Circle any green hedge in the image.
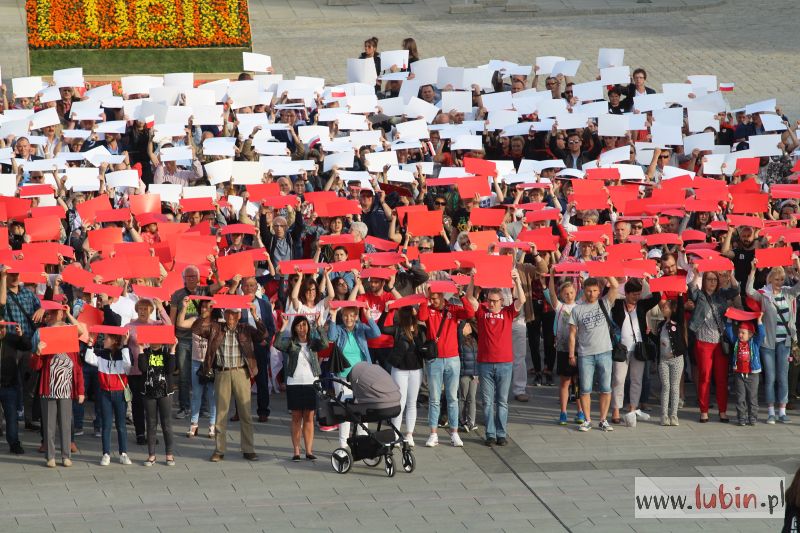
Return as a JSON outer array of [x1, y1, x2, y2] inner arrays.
[[30, 47, 251, 75]]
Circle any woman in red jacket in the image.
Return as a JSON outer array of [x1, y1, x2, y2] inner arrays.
[[31, 340, 84, 468]]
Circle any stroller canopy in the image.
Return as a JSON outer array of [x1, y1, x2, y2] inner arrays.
[[349, 363, 402, 410]]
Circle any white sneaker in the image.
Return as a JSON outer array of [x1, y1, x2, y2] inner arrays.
[[424, 434, 439, 447], [450, 432, 464, 447], [635, 409, 651, 421], [404, 434, 415, 447], [119, 453, 132, 465], [100, 454, 111, 466]]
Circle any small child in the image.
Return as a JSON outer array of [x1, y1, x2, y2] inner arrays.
[[457, 319, 478, 432], [656, 298, 686, 426], [725, 316, 765, 426], [138, 343, 177, 466]]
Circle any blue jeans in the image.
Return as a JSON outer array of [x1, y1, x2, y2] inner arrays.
[[176, 338, 193, 411], [191, 360, 216, 425], [578, 351, 613, 395], [478, 362, 512, 439], [427, 357, 460, 429], [761, 342, 790, 405], [0, 386, 20, 446], [73, 363, 100, 432], [99, 390, 128, 455]]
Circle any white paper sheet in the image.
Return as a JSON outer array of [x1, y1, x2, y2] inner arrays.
[[105, 170, 140, 189], [380, 50, 409, 72], [598, 114, 629, 137], [440, 91, 473, 114], [651, 123, 683, 146], [346, 58, 378, 86], [598, 48, 625, 69], [243, 52, 272, 72], [600, 66, 631, 86], [410, 57, 448, 86], [230, 161, 265, 184]]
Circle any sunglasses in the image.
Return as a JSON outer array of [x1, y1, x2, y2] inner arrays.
[[659, 154, 670, 159], [568, 140, 581, 145], [434, 201, 446, 206], [419, 246, 432, 251]]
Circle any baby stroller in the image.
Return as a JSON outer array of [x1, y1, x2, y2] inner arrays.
[[316, 362, 415, 477]]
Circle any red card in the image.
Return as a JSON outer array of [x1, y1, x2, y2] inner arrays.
[[428, 280, 458, 294], [361, 267, 394, 279], [329, 259, 361, 273], [132, 284, 172, 301], [451, 274, 471, 285], [39, 326, 79, 354], [467, 230, 499, 251], [681, 229, 708, 242], [303, 191, 338, 206], [473, 254, 513, 288], [684, 198, 719, 212], [387, 294, 427, 310], [463, 157, 497, 177], [30, 205, 67, 219], [135, 325, 176, 344], [19, 184, 55, 197], [405, 210, 443, 237], [314, 198, 361, 218], [456, 176, 490, 199], [180, 198, 215, 213], [364, 252, 405, 267], [114, 242, 152, 258], [725, 308, 760, 321], [469, 208, 506, 228], [319, 234, 357, 246], [516, 229, 559, 251], [129, 193, 161, 215], [728, 179, 760, 194], [420, 252, 459, 272], [83, 283, 124, 297], [330, 300, 368, 310], [524, 209, 561, 223], [648, 275, 687, 294], [0, 226, 8, 250], [261, 195, 300, 209], [62, 264, 96, 287], [75, 194, 111, 224], [216, 251, 256, 281], [364, 236, 398, 251], [25, 216, 61, 242], [278, 260, 322, 275], [571, 180, 605, 196], [755, 246, 794, 268], [606, 243, 644, 261], [645, 233, 682, 246], [570, 194, 610, 211], [87, 227, 123, 251], [174, 234, 217, 266], [585, 167, 621, 181], [735, 157, 760, 175], [246, 183, 280, 202], [89, 325, 128, 335], [39, 300, 66, 311], [95, 208, 131, 224], [731, 193, 769, 214], [695, 256, 734, 272], [220, 223, 256, 236], [211, 295, 252, 309], [770, 185, 800, 199], [726, 215, 764, 229]]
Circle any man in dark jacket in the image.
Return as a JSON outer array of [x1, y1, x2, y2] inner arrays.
[[193, 303, 266, 462], [0, 315, 32, 454]]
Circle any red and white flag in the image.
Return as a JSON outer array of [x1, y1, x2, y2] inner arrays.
[[719, 83, 735, 92]]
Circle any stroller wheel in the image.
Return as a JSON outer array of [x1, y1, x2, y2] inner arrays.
[[384, 453, 396, 478], [331, 448, 352, 474], [401, 449, 416, 473], [362, 456, 382, 467]]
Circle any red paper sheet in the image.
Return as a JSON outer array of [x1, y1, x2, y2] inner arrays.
[[428, 280, 458, 294], [24, 216, 61, 242], [695, 257, 734, 272], [469, 208, 506, 227], [211, 295, 252, 309], [216, 251, 256, 281], [39, 326, 79, 354], [75, 194, 111, 224], [725, 308, 760, 321], [648, 275, 687, 294], [129, 193, 161, 215], [755, 247, 794, 268], [387, 294, 427, 310], [405, 209, 443, 237], [473, 254, 513, 288], [89, 325, 128, 335], [330, 300, 367, 310], [135, 325, 176, 344]]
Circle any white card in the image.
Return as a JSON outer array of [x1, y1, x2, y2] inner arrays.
[[535, 56, 565, 76], [600, 66, 631, 86], [230, 161, 265, 184], [242, 52, 272, 72], [410, 57, 448, 86], [12, 76, 44, 98], [105, 170, 140, 189], [365, 151, 398, 173], [159, 146, 193, 162], [163, 73, 194, 91], [598, 114, 629, 137], [683, 132, 715, 154], [651, 123, 683, 146], [346, 58, 377, 86], [30, 107, 60, 130], [633, 93, 667, 113], [380, 50, 409, 72], [571, 81, 604, 102], [395, 119, 429, 141], [598, 48, 625, 69], [551, 60, 580, 77], [748, 134, 782, 157], [440, 91, 473, 114]]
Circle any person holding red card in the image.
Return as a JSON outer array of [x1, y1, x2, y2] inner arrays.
[[688, 265, 740, 423], [193, 302, 267, 462], [725, 315, 765, 426], [473, 269, 526, 447], [746, 258, 800, 424]]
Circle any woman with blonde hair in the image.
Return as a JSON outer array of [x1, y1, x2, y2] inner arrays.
[[746, 258, 800, 424]]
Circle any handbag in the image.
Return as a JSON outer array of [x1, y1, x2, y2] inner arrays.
[[703, 293, 731, 356], [418, 309, 448, 361], [628, 310, 655, 362], [328, 342, 351, 374], [196, 364, 215, 384], [118, 374, 133, 403], [598, 300, 628, 363], [768, 298, 800, 365]]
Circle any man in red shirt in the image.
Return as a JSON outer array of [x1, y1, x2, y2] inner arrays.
[[417, 276, 476, 448], [473, 269, 526, 447]]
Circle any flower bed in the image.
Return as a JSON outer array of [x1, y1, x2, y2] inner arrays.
[[26, 0, 252, 49]]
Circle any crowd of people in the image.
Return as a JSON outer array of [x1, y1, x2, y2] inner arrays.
[[0, 37, 799, 470]]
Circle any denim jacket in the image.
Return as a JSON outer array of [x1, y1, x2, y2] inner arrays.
[[274, 325, 329, 379], [327, 318, 381, 369]]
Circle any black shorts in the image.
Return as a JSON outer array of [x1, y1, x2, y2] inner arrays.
[[556, 350, 578, 377]]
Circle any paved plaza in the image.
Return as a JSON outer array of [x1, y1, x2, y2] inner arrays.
[[1, 375, 796, 533]]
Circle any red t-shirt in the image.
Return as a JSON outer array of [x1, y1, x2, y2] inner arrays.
[[476, 303, 518, 363], [358, 292, 394, 349]]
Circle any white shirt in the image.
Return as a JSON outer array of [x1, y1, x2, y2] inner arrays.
[[620, 306, 642, 352], [287, 343, 315, 385], [111, 295, 138, 327]]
